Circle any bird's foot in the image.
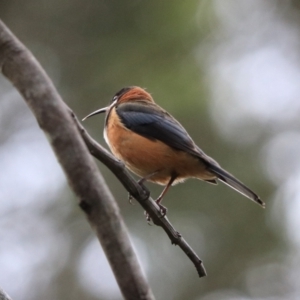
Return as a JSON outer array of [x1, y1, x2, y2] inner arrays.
[[128, 193, 135, 205], [144, 211, 153, 225], [157, 203, 168, 218], [144, 202, 168, 224]]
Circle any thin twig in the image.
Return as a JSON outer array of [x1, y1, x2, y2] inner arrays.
[[72, 112, 207, 277]]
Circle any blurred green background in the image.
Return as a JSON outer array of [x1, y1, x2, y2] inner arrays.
[[1, 1, 299, 299]]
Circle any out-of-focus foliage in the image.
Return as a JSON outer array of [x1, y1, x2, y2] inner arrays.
[[1, 0, 300, 299]]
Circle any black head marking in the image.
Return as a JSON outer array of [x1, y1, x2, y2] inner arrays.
[[111, 86, 133, 103]]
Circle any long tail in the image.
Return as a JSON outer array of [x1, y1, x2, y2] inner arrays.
[[208, 164, 265, 208]]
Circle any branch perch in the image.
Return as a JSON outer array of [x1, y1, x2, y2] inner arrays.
[[0, 288, 12, 300], [72, 113, 207, 277], [0, 18, 206, 293]]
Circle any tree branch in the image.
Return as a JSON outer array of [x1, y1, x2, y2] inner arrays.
[[0, 16, 207, 289], [0, 19, 155, 300], [72, 111, 207, 278], [0, 288, 12, 300]]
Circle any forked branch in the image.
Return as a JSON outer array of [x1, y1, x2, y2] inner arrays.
[[0, 18, 206, 293]]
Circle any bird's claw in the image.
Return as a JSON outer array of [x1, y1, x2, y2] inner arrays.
[[157, 203, 168, 218], [144, 203, 168, 223], [128, 193, 135, 205], [144, 211, 153, 225]]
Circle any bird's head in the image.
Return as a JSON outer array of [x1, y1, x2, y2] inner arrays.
[[82, 86, 153, 120]]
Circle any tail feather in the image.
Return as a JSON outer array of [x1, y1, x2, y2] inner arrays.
[[208, 164, 265, 208]]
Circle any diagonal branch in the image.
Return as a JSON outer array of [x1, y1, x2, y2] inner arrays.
[[0, 19, 155, 300], [0, 288, 12, 300], [0, 16, 206, 286], [72, 112, 207, 277]]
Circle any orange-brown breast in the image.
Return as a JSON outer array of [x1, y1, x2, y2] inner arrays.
[[106, 108, 216, 185]]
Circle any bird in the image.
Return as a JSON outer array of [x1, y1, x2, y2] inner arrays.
[[83, 86, 264, 217]]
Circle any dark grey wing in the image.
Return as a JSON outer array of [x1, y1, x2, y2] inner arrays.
[[116, 101, 206, 158]]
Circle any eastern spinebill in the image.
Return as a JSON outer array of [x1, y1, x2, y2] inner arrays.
[[83, 86, 264, 216]]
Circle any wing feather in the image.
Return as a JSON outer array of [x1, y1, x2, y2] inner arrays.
[[116, 101, 205, 157]]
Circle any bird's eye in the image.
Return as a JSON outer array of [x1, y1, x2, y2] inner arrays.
[[111, 95, 118, 103]]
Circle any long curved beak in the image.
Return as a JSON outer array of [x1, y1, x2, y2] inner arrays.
[[82, 106, 109, 121], [82, 98, 118, 121]]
